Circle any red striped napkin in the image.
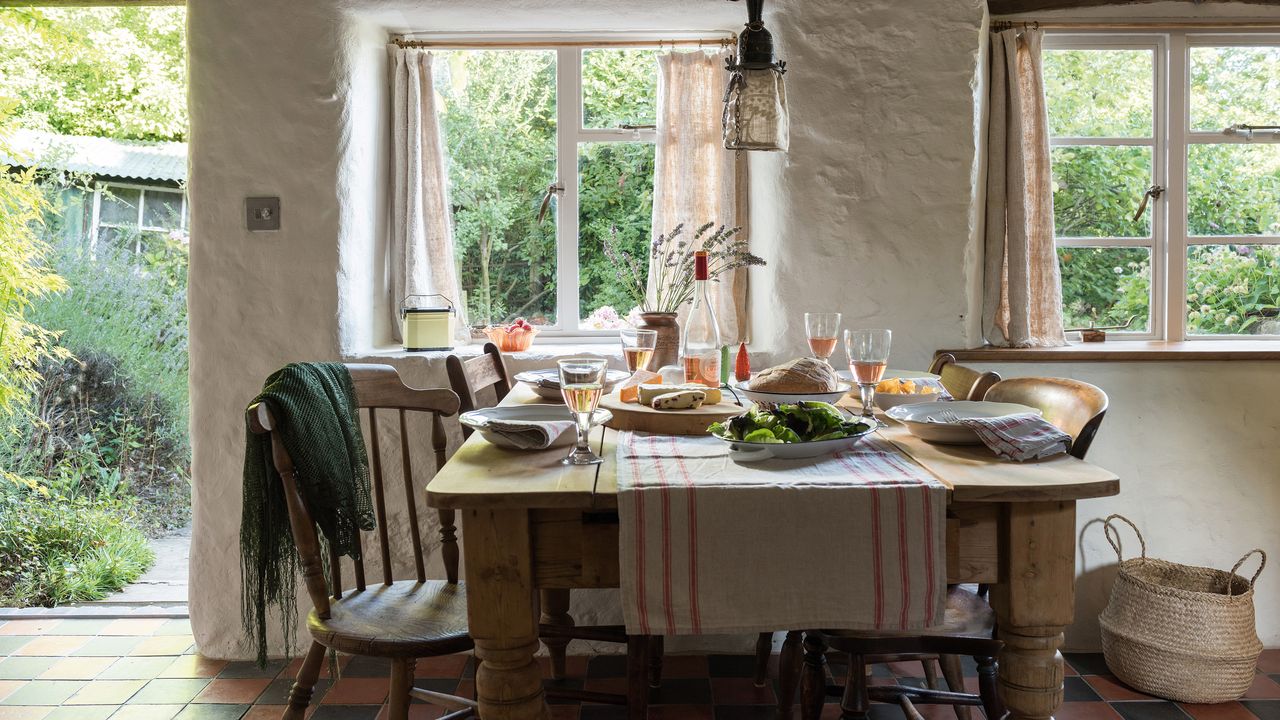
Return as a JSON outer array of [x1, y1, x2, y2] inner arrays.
[[615, 432, 947, 636], [958, 413, 1071, 461]]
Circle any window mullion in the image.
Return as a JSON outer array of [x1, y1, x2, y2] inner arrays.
[[1166, 32, 1189, 342], [554, 47, 581, 332]]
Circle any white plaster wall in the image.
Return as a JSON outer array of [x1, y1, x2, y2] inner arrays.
[[187, 0, 1279, 660]]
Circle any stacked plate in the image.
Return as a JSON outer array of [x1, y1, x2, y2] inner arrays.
[[886, 400, 1041, 444], [514, 368, 631, 401]]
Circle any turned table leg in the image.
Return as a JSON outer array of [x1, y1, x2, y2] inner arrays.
[[464, 508, 550, 720], [539, 589, 573, 680], [989, 501, 1077, 720]]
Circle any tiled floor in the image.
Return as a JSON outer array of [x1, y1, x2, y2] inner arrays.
[[0, 618, 1277, 719]]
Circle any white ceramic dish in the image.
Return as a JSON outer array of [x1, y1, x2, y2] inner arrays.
[[458, 405, 613, 449], [837, 368, 939, 383], [729, 378, 852, 406], [873, 389, 947, 411], [514, 369, 630, 401], [885, 400, 1041, 445], [715, 421, 878, 461]]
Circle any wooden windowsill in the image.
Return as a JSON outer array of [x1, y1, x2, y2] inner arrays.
[[939, 340, 1280, 362]]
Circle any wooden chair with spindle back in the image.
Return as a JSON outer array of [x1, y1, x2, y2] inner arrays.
[[246, 364, 475, 720], [929, 353, 1002, 401], [982, 376, 1109, 459], [446, 344, 654, 717]]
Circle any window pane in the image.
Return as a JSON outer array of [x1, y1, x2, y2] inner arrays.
[[1044, 49, 1153, 138], [1190, 46, 1280, 133], [578, 142, 654, 326], [1059, 247, 1151, 332], [100, 186, 141, 226], [1052, 146, 1152, 238], [582, 49, 658, 129], [1188, 144, 1280, 236], [434, 50, 558, 327], [143, 190, 183, 229], [1187, 244, 1280, 335]]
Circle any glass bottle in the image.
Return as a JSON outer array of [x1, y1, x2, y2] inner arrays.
[[681, 251, 722, 387]]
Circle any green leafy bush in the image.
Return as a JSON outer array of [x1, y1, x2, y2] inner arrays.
[[0, 489, 154, 607]]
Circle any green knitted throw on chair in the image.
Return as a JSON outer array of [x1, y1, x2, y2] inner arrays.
[[240, 362, 374, 666]]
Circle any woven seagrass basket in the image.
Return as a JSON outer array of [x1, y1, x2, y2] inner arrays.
[[1098, 515, 1266, 704]]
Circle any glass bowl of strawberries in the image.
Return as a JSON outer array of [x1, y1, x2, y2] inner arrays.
[[482, 318, 539, 352]]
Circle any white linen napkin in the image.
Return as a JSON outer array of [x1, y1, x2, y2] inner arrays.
[[958, 413, 1072, 462], [483, 418, 577, 450]]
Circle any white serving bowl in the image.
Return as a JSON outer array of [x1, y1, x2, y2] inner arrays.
[[885, 400, 1040, 445], [728, 378, 852, 406], [514, 369, 630, 402], [873, 390, 947, 411], [459, 405, 612, 449]]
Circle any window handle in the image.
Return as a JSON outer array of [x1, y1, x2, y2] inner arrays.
[[537, 182, 564, 225], [1133, 185, 1164, 223]]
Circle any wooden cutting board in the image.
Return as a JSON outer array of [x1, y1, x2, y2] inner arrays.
[[599, 391, 747, 436]]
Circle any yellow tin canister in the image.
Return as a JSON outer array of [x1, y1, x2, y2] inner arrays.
[[400, 294, 456, 352]]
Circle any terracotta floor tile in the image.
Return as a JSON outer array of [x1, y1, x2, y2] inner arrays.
[[1258, 651, 1280, 675], [454, 680, 475, 701], [63, 680, 145, 705], [648, 705, 713, 719], [1246, 675, 1280, 700], [414, 655, 469, 679], [108, 704, 185, 720], [0, 708, 51, 720], [37, 657, 115, 681], [0, 659, 57, 681], [100, 620, 167, 637], [1085, 674, 1159, 701], [0, 680, 84, 706], [0, 622, 61, 637], [283, 654, 350, 681], [537, 656, 589, 680], [192, 678, 272, 704], [241, 706, 288, 720], [373, 706, 448, 720], [126, 678, 211, 705], [159, 655, 228, 679], [44, 706, 115, 720], [129, 636, 195, 657], [661, 656, 710, 679], [1055, 702, 1126, 720], [98, 656, 180, 680], [1179, 701, 1260, 720], [11, 639, 88, 658], [319, 677, 388, 705], [0, 681, 24, 703], [709, 677, 775, 706]]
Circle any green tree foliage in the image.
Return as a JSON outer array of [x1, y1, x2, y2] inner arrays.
[[0, 7, 187, 141]]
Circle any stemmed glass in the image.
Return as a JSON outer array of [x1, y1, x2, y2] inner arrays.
[[805, 312, 842, 363], [845, 329, 892, 418], [620, 329, 657, 372], [558, 358, 608, 465]]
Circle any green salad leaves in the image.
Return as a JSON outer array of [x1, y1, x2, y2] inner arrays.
[[708, 402, 873, 444]]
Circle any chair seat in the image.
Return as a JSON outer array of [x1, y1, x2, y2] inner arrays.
[[308, 580, 472, 658], [825, 587, 994, 642]]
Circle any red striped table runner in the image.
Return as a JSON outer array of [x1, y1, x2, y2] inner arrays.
[[616, 431, 947, 636]]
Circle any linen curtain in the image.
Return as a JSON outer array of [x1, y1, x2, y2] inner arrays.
[[650, 50, 750, 344], [388, 46, 467, 342], [982, 29, 1066, 348]]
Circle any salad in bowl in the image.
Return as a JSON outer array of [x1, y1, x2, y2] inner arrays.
[[708, 402, 876, 460]]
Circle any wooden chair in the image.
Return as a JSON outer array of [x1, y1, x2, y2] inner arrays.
[[446, 345, 653, 717], [983, 376, 1109, 459], [928, 353, 1001, 401], [246, 364, 475, 720]]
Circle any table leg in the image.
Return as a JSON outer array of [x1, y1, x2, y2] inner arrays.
[[463, 508, 549, 720], [800, 631, 828, 720], [539, 589, 573, 680], [989, 501, 1076, 720]]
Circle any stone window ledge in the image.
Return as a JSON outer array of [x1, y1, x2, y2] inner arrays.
[[940, 340, 1280, 363]]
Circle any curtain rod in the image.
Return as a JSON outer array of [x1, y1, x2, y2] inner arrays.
[[993, 19, 1280, 31], [393, 35, 736, 50]]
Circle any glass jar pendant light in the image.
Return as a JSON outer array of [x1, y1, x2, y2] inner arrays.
[[723, 0, 789, 152]]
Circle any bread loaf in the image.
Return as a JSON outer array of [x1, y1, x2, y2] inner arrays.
[[750, 357, 838, 393]]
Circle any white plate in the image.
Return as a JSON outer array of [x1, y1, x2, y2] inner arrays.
[[713, 421, 878, 461], [837, 368, 939, 383], [730, 378, 852, 406], [515, 369, 630, 401], [885, 400, 1041, 445], [459, 405, 613, 449]]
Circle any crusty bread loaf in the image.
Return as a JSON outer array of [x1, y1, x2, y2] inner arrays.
[[750, 357, 838, 393]]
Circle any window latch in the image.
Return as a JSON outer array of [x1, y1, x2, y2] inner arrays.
[[1132, 185, 1165, 223], [537, 183, 564, 225]]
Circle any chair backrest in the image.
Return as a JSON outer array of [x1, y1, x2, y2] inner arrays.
[[929, 353, 1001, 401], [246, 363, 461, 620], [446, 342, 512, 436], [982, 377, 1109, 460]]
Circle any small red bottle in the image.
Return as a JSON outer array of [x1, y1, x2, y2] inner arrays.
[[734, 342, 751, 382]]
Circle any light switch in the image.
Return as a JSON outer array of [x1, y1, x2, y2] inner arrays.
[[246, 197, 281, 232]]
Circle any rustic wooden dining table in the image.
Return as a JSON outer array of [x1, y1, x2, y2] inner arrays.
[[426, 384, 1120, 720]]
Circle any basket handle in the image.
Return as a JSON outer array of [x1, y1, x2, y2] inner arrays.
[[1227, 549, 1267, 598], [1102, 514, 1147, 564]]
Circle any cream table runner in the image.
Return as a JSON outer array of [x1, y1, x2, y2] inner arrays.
[[616, 431, 947, 636]]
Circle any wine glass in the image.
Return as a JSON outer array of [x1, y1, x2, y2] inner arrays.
[[845, 329, 892, 418], [558, 358, 608, 465], [620, 329, 657, 372], [805, 312, 842, 363]]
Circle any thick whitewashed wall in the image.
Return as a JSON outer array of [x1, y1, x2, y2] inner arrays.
[[186, 0, 1278, 659]]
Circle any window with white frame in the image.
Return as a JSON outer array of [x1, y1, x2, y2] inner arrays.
[[431, 46, 659, 333], [92, 182, 188, 254], [1044, 32, 1280, 339]]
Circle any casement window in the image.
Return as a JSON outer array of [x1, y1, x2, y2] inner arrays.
[[431, 45, 661, 334], [91, 181, 188, 254], [1044, 32, 1280, 340]]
